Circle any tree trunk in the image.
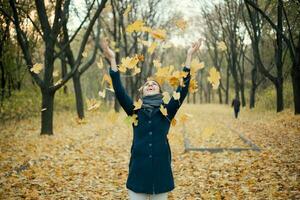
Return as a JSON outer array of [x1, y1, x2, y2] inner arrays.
[[250, 67, 257, 109], [275, 0, 284, 112], [41, 89, 55, 135], [275, 80, 283, 112], [240, 78, 246, 107], [218, 88, 222, 104], [0, 58, 5, 102], [225, 60, 230, 104], [291, 34, 300, 114], [61, 53, 68, 94], [72, 70, 84, 119]]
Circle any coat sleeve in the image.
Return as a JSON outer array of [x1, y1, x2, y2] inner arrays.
[[109, 67, 135, 116], [166, 66, 191, 120]]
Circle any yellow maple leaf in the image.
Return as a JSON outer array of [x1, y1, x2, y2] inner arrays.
[[119, 65, 127, 73], [119, 55, 140, 72], [134, 99, 143, 110], [153, 59, 161, 68], [160, 105, 168, 116], [97, 58, 103, 69], [190, 59, 204, 77], [175, 19, 188, 31], [130, 114, 138, 126], [52, 70, 59, 77], [132, 67, 141, 76], [150, 29, 167, 40], [162, 42, 172, 49], [217, 41, 227, 51], [189, 79, 199, 93], [148, 42, 157, 54], [30, 63, 43, 74], [207, 67, 221, 90], [169, 76, 180, 87], [173, 91, 180, 100], [141, 26, 152, 32], [126, 20, 144, 33], [123, 5, 132, 17], [98, 89, 106, 98], [82, 51, 88, 58], [102, 74, 112, 87], [171, 117, 177, 126], [162, 92, 170, 104], [86, 98, 101, 111], [54, 79, 62, 86]]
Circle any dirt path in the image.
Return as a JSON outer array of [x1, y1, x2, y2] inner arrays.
[[0, 104, 299, 199]]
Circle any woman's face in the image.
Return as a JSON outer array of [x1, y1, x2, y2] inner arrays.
[[142, 80, 160, 97]]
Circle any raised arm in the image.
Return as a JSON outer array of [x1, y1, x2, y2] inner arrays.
[[101, 38, 134, 116], [166, 38, 202, 120]]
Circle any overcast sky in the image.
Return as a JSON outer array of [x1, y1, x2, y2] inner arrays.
[[68, 0, 223, 47]]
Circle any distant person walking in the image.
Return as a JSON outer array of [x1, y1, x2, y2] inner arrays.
[[231, 97, 241, 119]]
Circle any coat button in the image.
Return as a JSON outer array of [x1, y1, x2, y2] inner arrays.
[[149, 131, 152, 135], [149, 143, 152, 147], [149, 154, 152, 158], [148, 120, 152, 124]]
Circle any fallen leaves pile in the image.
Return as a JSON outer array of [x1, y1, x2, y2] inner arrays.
[[0, 104, 299, 199]]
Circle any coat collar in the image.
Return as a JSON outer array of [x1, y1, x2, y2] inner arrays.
[[139, 107, 160, 118]]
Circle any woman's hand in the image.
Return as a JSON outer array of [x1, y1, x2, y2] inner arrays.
[[100, 38, 117, 70], [185, 38, 202, 67], [100, 38, 115, 60], [187, 38, 202, 56]]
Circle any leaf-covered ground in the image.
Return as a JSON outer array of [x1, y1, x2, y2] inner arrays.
[[0, 104, 299, 199]]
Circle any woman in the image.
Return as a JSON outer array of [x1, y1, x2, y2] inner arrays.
[[101, 38, 201, 200]]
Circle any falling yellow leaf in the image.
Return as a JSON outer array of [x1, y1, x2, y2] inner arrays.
[[123, 5, 132, 17], [102, 74, 112, 87], [132, 67, 141, 76], [207, 67, 221, 90], [119, 55, 140, 72], [217, 41, 227, 51], [98, 89, 106, 98], [162, 92, 170, 104], [54, 79, 62, 86], [119, 65, 127, 73], [138, 39, 151, 46], [97, 58, 104, 69], [169, 76, 180, 87], [134, 99, 143, 110], [190, 60, 205, 77], [130, 114, 138, 126], [30, 63, 43, 74], [189, 79, 199, 93], [148, 42, 157, 54], [173, 91, 180, 100], [150, 29, 167, 40], [126, 20, 144, 33], [153, 59, 161, 68], [86, 98, 101, 111], [175, 19, 188, 31], [82, 52, 88, 58], [52, 70, 59, 77], [141, 26, 152, 32], [160, 105, 168, 116], [171, 117, 177, 126], [162, 42, 172, 49]]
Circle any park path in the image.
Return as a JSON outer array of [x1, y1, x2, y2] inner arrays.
[[0, 104, 299, 199]]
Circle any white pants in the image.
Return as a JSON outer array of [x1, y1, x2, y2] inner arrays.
[[128, 189, 168, 200]]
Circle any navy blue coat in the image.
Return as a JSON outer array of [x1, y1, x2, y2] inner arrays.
[[109, 66, 191, 194]]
